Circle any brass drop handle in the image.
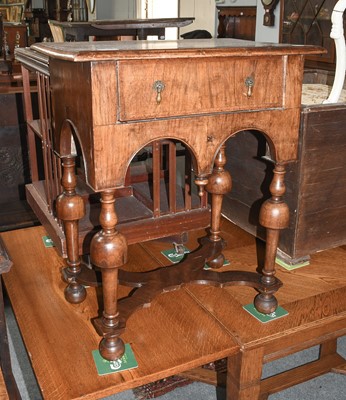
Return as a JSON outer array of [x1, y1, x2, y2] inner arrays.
[[153, 80, 165, 104], [245, 76, 254, 98]]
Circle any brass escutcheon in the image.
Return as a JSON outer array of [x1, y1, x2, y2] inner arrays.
[[153, 80, 165, 104], [245, 76, 254, 98]]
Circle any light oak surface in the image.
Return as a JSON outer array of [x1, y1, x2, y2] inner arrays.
[[2, 219, 346, 399], [1, 226, 238, 400], [174, 219, 346, 399]]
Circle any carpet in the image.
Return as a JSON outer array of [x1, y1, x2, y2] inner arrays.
[[133, 359, 227, 399], [133, 375, 193, 399]]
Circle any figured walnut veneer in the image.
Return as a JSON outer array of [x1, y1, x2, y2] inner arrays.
[[15, 39, 324, 361]]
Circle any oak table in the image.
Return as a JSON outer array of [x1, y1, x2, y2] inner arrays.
[[2, 221, 346, 399], [178, 218, 346, 399], [15, 39, 323, 361], [1, 226, 239, 400]]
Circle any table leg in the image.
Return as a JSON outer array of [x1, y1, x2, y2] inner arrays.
[[226, 347, 264, 400], [56, 156, 86, 304], [91, 190, 128, 361], [205, 144, 232, 268], [255, 163, 289, 314]]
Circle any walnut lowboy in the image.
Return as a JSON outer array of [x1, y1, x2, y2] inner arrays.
[[16, 39, 324, 361]]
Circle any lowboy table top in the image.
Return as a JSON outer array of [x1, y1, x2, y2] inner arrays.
[[28, 38, 323, 61]]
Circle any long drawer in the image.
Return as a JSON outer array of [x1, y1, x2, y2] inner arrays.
[[117, 57, 284, 121]]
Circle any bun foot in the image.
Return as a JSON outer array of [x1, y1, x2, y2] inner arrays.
[[206, 253, 225, 269], [64, 282, 86, 304], [99, 336, 125, 361], [254, 293, 278, 315]]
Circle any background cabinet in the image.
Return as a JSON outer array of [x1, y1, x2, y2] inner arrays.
[[280, 0, 345, 69], [217, 6, 256, 40], [0, 89, 38, 231]]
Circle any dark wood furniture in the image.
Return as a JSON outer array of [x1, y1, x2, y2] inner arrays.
[[47, 0, 86, 22], [260, 0, 280, 27], [0, 16, 38, 231], [17, 47, 210, 256], [1, 19, 27, 76], [222, 82, 346, 266], [2, 23, 27, 72], [16, 39, 322, 361], [48, 18, 195, 41], [217, 6, 256, 40], [0, 236, 21, 399], [280, 0, 345, 69], [24, 0, 88, 45], [0, 85, 38, 231], [2, 221, 346, 399]]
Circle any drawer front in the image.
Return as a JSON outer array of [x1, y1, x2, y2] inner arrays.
[[117, 57, 284, 121]]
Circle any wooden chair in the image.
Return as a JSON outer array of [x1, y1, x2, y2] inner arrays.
[[48, 20, 65, 43]]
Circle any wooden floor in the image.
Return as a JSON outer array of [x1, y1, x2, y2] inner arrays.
[[1, 218, 346, 399]]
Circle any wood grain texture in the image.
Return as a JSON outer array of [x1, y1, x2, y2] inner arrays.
[[29, 39, 324, 62], [0, 373, 9, 400], [140, 216, 346, 357], [226, 348, 263, 400], [17, 41, 321, 359], [15, 40, 324, 192], [223, 103, 346, 262], [181, 219, 346, 357], [173, 219, 346, 399], [2, 220, 346, 399], [217, 6, 256, 41], [1, 226, 238, 400], [118, 58, 284, 121]]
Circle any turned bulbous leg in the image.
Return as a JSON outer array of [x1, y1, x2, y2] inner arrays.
[[255, 164, 289, 314], [56, 156, 86, 304], [90, 190, 128, 361], [99, 335, 125, 361], [204, 144, 232, 269]]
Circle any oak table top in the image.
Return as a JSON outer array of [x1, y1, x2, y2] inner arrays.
[[3, 219, 346, 399], [141, 217, 346, 355], [1, 226, 238, 400]]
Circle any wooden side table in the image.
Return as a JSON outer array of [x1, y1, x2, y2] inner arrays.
[[0, 237, 21, 399], [15, 39, 324, 361]]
